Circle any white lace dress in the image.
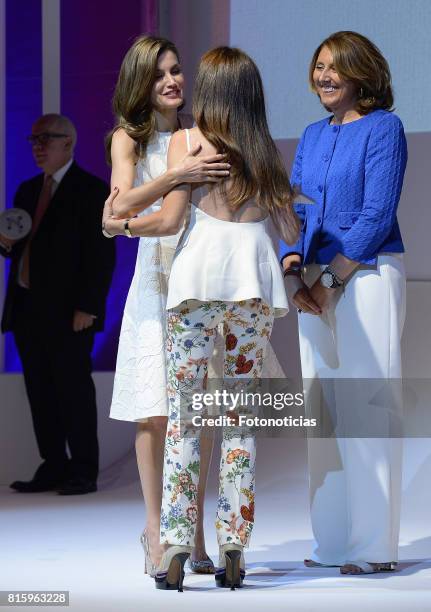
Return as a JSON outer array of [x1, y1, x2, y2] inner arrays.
[[110, 131, 182, 421]]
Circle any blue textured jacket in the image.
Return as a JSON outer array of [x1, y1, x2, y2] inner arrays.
[[279, 110, 407, 265]]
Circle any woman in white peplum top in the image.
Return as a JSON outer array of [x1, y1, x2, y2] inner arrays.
[[104, 35, 230, 576], [103, 46, 300, 591]]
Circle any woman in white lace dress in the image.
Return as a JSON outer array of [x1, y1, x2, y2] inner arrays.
[[104, 35, 230, 574]]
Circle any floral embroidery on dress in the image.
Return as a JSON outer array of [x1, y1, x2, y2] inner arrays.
[[110, 132, 185, 422]]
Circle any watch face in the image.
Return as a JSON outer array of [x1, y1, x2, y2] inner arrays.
[[320, 272, 334, 288]]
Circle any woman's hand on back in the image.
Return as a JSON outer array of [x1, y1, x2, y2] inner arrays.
[[172, 143, 231, 184]]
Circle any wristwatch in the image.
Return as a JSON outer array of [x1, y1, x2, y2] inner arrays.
[[320, 266, 344, 289], [124, 219, 133, 238]]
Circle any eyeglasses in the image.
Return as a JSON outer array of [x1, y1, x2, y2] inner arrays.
[[27, 133, 70, 146]]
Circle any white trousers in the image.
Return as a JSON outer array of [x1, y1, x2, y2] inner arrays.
[[299, 254, 406, 564]]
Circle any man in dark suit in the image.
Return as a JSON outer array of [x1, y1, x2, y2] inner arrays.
[[0, 114, 115, 495]]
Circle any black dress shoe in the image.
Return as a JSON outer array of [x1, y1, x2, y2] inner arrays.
[[10, 460, 70, 493], [57, 478, 97, 496], [10, 478, 64, 493]]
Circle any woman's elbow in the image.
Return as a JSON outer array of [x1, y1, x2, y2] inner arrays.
[[112, 197, 133, 218], [162, 221, 182, 236]]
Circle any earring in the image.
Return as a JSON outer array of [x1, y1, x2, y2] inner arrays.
[[359, 87, 364, 98]]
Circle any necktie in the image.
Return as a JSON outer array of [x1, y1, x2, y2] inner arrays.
[[20, 174, 54, 288]]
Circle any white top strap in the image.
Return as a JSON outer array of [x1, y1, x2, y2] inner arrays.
[[185, 128, 191, 152]]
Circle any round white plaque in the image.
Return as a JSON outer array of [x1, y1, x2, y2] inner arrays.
[[0, 208, 32, 240]]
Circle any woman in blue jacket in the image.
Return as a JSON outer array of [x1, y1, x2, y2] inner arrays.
[[280, 31, 407, 575]]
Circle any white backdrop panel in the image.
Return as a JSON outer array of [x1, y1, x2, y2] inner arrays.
[[230, 0, 431, 137]]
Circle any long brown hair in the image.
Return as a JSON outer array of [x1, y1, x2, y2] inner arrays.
[[309, 31, 394, 114], [192, 47, 299, 244], [105, 35, 180, 163]]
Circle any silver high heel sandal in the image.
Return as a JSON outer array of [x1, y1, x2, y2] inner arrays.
[[215, 543, 246, 590], [154, 545, 192, 592], [140, 531, 157, 578], [188, 554, 215, 574]]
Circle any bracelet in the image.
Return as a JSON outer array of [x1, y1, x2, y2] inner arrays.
[[283, 264, 302, 278], [124, 219, 133, 238], [101, 222, 114, 238]]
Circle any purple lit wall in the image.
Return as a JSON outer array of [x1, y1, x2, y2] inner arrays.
[[4, 0, 158, 371], [4, 0, 43, 370]]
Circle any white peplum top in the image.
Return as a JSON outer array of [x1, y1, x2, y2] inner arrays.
[[166, 129, 289, 316], [166, 202, 289, 317]]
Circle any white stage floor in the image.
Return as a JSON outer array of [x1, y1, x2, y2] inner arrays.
[[2, 439, 431, 611]]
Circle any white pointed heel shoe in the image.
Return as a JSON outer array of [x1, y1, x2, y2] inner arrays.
[[215, 543, 246, 590], [154, 545, 192, 592]]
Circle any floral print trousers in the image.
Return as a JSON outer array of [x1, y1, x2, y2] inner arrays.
[[160, 299, 274, 548]]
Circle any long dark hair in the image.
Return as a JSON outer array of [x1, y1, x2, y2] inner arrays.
[[192, 47, 299, 244], [105, 35, 180, 164]]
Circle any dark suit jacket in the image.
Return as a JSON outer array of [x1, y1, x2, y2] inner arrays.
[[1, 162, 116, 332]]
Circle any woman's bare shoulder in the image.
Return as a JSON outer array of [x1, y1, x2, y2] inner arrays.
[[167, 130, 188, 162], [188, 126, 215, 153], [169, 128, 188, 146], [111, 127, 137, 160]]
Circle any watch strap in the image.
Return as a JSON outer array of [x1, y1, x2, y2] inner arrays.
[[124, 219, 132, 238], [321, 266, 344, 288]]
